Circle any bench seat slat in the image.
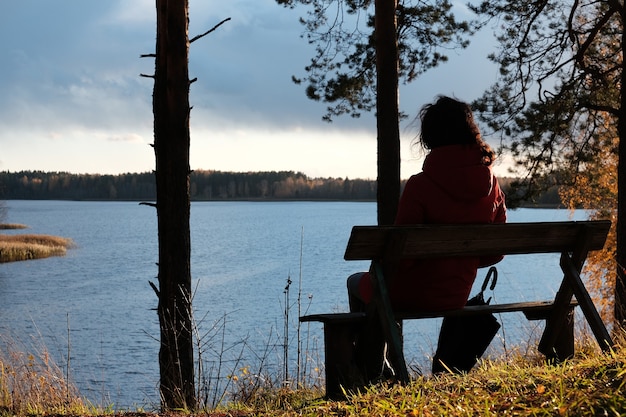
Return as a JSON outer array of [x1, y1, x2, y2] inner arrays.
[[300, 312, 366, 323], [396, 301, 574, 319], [300, 300, 577, 324]]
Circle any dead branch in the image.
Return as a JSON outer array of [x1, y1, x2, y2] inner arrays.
[[190, 17, 232, 43], [149, 280, 160, 298]]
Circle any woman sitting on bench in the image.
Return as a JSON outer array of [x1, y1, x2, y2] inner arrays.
[[348, 95, 507, 312]]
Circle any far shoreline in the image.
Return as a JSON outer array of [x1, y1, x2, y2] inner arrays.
[[1, 198, 566, 209]]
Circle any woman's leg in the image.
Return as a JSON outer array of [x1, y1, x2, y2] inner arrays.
[[347, 272, 391, 379], [347, 272, 367, 312]]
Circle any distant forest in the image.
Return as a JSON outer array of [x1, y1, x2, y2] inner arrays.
[[0, 170, 562, 206]]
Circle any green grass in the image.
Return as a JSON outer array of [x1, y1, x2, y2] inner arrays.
[[0, 232, 75, 263]]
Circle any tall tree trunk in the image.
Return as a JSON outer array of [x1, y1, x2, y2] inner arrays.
[[615, 9, 626, 328], [375, 0, 401, 225], [153, 0, 195, 409]]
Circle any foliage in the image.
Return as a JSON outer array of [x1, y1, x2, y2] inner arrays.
[[276, 0, 475, 121], [470, 0, 623, 318], [559, 136, 618, 323], [0, 170, 569, 206], [471, 0, 622, 204], [0, 170, 571, 206], [0, 170, 378, 201], [0, 171, 156, 201]]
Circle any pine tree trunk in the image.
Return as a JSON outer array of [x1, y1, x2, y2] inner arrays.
[[375, 0, 401, 225], [615, 13, 626, 328], [153, 0, 195, 409]]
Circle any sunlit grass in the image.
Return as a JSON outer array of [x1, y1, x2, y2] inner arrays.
[[0, 234, 75, 263], [220, 338, 626, 417]]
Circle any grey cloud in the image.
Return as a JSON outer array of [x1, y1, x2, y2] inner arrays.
[[0, 1, 379, 145]]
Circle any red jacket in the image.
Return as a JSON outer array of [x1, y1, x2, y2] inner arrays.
[[360, 144, 506, 311]]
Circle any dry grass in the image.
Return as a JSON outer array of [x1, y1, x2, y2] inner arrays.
[[1, 335, 625, 416], [0, 341, 92, 416], [0, 234, 75, 263]]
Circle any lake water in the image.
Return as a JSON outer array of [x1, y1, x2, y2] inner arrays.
[[0, 201, 588, 408]]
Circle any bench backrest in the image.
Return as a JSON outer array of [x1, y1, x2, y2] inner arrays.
[[344, 221, 611, 261]]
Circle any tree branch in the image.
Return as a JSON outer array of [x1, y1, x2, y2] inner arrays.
[[582, 102, 621, 117], [190, 17, 232, 43], [572, 4, 618, 66], [149, 280, 160, 298], [606, 0, 624, 19]]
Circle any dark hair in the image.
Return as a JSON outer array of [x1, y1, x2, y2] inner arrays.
[[418, 96, 495, 165]]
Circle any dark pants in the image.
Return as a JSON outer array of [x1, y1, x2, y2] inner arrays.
[[347, 272, 367, 312], [346, 272, 390, 380]]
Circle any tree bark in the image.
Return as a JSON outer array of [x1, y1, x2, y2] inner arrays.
[[153, 0, 195, 409], [375, 0, 401, 225], [615, 9, 626, 328]]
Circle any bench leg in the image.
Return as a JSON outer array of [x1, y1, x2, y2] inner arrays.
[[548, 306, 575, 363], [353, 312, 387, 383], [322, 320, 368, 399], [537, 306, 575, 363]]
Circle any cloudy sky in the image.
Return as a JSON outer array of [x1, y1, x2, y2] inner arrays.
[[0, 1, 502, 180]]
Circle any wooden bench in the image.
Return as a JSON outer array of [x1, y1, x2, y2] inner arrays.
[[301, 220, 613, 398]]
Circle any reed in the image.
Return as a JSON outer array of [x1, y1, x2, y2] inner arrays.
[[0, 224, 27, 230], [0, 339, 92, 416], [0, 234, 74, 263]]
